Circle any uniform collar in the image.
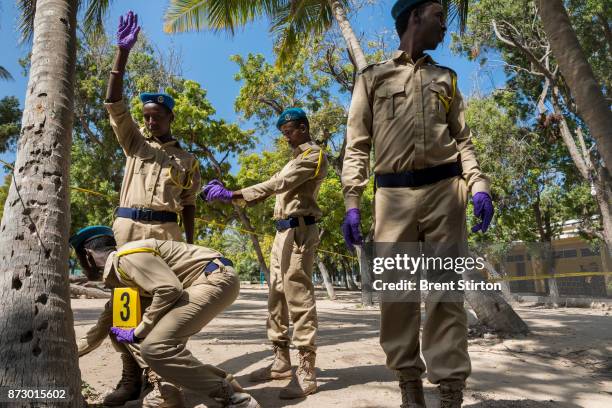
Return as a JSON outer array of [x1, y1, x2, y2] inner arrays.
[[293, 140, 316, 158], [102, 251, 120, 287], [392, 50, 436, 69]]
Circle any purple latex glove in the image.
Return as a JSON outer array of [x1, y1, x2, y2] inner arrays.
[[117, 11, 141, 50], [472, 192, 494, 233], [201, 179, 233, 203], [110, 327, 137, 344], [341, 208, 363, 251]]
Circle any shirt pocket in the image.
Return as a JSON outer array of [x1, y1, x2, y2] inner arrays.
[[377, 82, 406, 120], [429, 81, 451, 119], [133, 152, 155, 175]]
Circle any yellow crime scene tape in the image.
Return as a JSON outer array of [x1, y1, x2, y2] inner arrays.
[[3, 158, 610, 279], [488, 271, 612, 282]]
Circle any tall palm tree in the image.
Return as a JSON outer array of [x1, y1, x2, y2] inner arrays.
[[0, 1, 113, 403]]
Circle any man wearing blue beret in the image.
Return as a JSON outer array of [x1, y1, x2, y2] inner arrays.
[[69, 226, 260, 408], [75, 11, 201, 406], [341, 1, 494, 407], [201, 108, 328, 399]]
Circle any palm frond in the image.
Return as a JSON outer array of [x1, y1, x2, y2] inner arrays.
[[441, 0, 469, 33], [0, 66, 14, 81], [83, 0, 114, 36], [164, 0, 278, 35], [16, 0, 36, 43]]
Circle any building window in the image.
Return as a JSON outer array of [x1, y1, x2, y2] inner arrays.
[[580, 247, 600, 257]]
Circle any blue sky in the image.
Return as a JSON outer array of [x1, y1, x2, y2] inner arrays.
[[0, 0, 506, 176]]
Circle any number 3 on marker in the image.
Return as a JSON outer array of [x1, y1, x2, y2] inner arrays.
[[113, 288, 141, 328]]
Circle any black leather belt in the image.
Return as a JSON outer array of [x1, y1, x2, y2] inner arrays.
[[203, 257, 234, 275], [375, 162, 462, 188], [115, 207, 178, 223], [275, 216, 316, 232]]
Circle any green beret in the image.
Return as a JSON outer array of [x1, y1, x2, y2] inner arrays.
[[276, 107, 307, 130], [140, 92, 175, 111], [391, 0, 439, 20], [69, 226, 114, 251]]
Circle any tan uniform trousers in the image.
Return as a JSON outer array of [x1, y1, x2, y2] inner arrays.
[[123, 266, 240, 395], [267, 223, 319, 351], [112, 217, 183, 247], [375, 176, 471, 384]]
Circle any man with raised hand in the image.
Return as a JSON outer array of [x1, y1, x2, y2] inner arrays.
[[202, 108, 328, 399], [76, 10, 201, 407], [341, 1, 494, 407]]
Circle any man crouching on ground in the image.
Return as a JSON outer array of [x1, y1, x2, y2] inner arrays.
[[70, 226, 260, 408]]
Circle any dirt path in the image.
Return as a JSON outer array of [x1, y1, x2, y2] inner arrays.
[[74, 288, 612, 408]]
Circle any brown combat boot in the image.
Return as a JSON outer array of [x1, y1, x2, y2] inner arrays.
[[249, 342, 292, 382], [140, 369, 186, 408], [399, 378, 426, 408], [439, 380, 464, 408], [210, 379, 261, 408], [279, 348, 317, 399], [102, 353, 142, 406]]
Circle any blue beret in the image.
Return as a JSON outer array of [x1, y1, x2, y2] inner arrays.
[[391, 0, 439, 20], [69, 226, 114, 251], [276, 108, 308, 129], [140, 92, 175, 111]]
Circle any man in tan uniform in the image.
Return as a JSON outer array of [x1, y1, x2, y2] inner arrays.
[[341, 1, 494, 407], [202, 108, 328, 399], [76, 11, 201, 406], [70, 226, 260, 408]]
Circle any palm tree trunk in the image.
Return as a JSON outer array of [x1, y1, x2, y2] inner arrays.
[[537, 0, 612, 171], [0, 0, 82, 406], [329, 1, 367, 70]]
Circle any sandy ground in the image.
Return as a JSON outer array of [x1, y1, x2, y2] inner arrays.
[[74, 288, 612, 408]]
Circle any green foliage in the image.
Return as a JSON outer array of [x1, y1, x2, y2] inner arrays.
[[0, 97, 21, 153], [0, 175, 10, 220]]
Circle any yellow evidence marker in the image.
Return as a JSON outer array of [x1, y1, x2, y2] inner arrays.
[[112, 287, 141, 329]]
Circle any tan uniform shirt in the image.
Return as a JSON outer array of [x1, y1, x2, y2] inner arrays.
[[239, 141, 328, 220], [342, 51, 490, 210], [102, 239, 225, 338], [105, 100, 201, 212]]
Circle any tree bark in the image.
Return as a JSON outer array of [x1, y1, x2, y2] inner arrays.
[[0, 0, 82, 405], [354, 245, 373, 306], [462, 269, 529, 334], [316, 257, 336, 300], [329, 0, 368, 70], [70, 284, 110, 299], [537, 0, 612, 172], [234, 206, 271, 285]]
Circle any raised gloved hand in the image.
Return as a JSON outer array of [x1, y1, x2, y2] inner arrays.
[[201, 179, 233, 203], [471, 192, 494, 233], [341, 208, 363, 251], [110, 327, 137, 344], [117, 11, 141, 50]]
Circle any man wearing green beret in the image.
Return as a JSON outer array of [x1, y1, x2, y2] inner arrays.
[[341, 1, 493, 407], [75, 11, 201, 407], [202, 108, 328, 399]]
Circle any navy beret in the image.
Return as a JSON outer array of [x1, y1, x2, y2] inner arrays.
[[69, 226, 114, 251], [140, 92, 175, 111], [391, 0, 439, 20], [276, 107, 308, 129]]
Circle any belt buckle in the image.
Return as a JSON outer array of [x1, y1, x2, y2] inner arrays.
[[139, 208, 154, 221]]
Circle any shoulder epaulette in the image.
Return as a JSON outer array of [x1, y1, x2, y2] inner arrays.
[[358, 59, 390, 75]]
